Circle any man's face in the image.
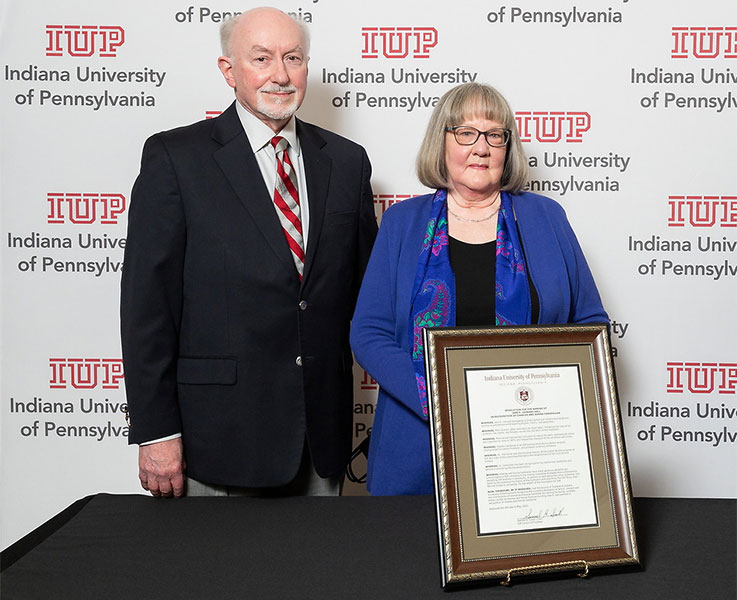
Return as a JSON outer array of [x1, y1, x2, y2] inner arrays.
[[219, 9, 308, 132]]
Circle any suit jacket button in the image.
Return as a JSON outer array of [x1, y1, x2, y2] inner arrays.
[[296, 356, 303, 367], [298, 300, 308, 310]]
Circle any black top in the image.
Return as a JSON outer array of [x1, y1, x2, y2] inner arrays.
[[448, 237, 496, 326], [449, 235, 540, 326]]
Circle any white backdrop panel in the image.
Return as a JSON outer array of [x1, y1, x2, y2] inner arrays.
[[1, 0, 735, 549]]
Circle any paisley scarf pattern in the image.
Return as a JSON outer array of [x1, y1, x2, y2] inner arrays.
[[409, 189, 531, 417]]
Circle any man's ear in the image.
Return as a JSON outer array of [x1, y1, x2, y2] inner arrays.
[[218, 56, 235, 88]]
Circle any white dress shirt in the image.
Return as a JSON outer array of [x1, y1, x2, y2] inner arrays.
[[235, 100, 310, 251]]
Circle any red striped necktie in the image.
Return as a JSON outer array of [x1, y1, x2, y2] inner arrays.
[[270, 135, 305, 279]]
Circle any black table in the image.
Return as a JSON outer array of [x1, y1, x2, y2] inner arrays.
[[2, 495, 734, 599]]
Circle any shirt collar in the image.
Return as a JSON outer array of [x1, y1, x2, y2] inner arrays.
[[234, 101, 301, 157]]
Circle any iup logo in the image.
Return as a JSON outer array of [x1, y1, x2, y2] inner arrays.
[[373, 194, 413, 221], [45, 25, 125, 57], [667, 196, 737, 228], [361, 27, 438, 59], [360, 368, 378, 390], [49, 358, 125, 390], [666, 362, 737, 395], [671, 27, 737, 59], [515, 111, 591, 143], [47, 193, 127, 225]]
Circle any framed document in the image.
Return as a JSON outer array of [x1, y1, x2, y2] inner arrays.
[[423, 324, 639, 587]]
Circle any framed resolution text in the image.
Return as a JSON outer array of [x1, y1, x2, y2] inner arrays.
[[423, 324, 639, 587]]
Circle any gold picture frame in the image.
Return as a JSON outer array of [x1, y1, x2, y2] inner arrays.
[[423, 324, 639, 587]]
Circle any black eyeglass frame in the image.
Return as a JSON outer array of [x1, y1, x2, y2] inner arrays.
[[445, 126, 512, 148]]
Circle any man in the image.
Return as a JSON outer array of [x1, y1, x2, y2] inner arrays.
[[121, 7, 377, 497]]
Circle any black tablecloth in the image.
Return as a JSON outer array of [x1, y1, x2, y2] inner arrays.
[[1, 495, 735, 599]]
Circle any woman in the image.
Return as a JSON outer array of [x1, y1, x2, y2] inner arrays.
[[350, 82, 608, 495]]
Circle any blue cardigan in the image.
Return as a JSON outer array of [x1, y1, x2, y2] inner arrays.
[[350, 191, 608, 495]]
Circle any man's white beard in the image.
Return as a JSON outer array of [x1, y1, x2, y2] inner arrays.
[[258, 84, 299, 121]]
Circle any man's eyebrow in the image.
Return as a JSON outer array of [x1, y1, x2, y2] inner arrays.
[[251, 44, 304, 54], [249, 45, 304, 54]]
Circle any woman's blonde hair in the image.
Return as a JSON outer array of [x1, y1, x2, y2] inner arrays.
[[416, 83, 528, 194]]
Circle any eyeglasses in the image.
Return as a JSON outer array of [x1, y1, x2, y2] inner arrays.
[[445, 126, 511, 147]]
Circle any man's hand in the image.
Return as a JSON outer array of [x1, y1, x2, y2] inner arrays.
[[139, 438, 186, 498]]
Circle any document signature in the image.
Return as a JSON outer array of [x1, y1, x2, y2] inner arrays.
[[519, 506, 566, 521]]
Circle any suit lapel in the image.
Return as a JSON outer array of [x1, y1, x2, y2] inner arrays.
[[297, 120, 331, 285], [212, 103, 295, 274]]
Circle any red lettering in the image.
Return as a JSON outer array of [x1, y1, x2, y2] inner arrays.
[[671, 27, 737, 59], [373, 194, 411, 221], [46, 193, 127, 225], [45, 25, 125, 57], [361, 27, 438, 59], [360, 369, 378, 390], [667, 196, 737, 228], [48, 358, 124, 390], [514, 112, 591, 143], [667, 362, 736, 395]]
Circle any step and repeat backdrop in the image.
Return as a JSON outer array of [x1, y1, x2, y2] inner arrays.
[[1, 0, 735, 549]]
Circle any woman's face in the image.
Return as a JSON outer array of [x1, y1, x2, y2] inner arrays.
[[444, 116, 508, 202]]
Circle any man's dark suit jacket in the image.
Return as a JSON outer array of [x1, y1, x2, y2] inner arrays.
[[120, 102, 377, 487]]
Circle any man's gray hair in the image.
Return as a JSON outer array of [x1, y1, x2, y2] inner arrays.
[[219, 9, 311, 57]]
